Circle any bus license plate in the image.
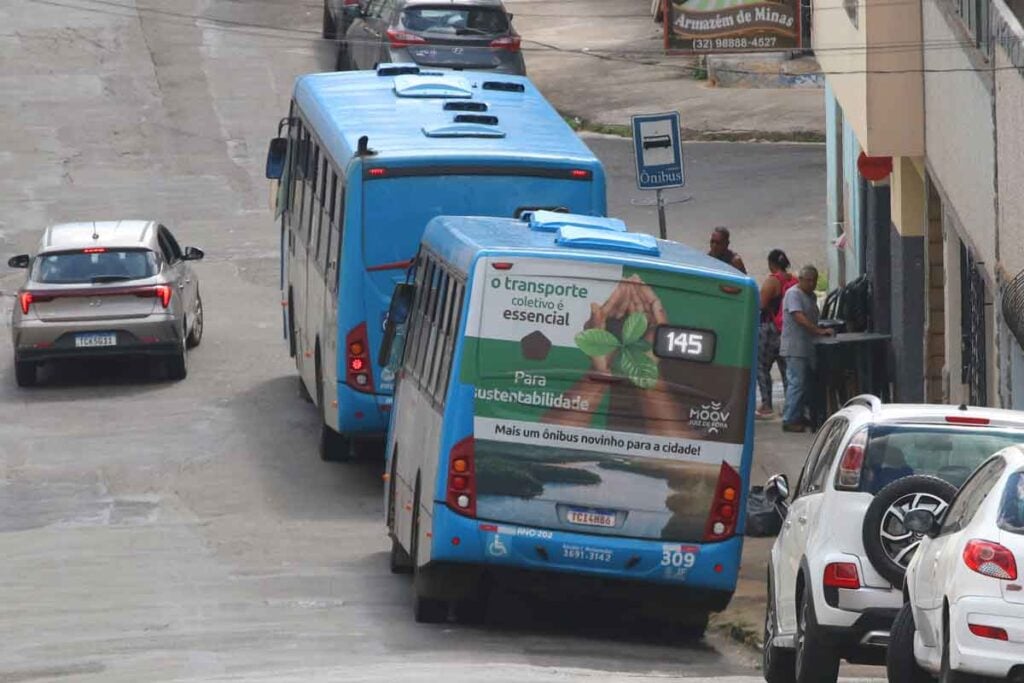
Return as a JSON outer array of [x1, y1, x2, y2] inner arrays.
[[75, 333, 117, 348], [567, 508, 616, 528]]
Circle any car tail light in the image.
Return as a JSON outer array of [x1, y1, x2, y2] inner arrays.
[[386, 28, 426, 48], [18, 291, 54, 314], [490, 35, 521, 52], [132, 285, 172, 308], [968, 623, 1009, 641], [703, 462, 742, 542], [963, 539, 1018, 580], [446, 437, 475, 517], [823, 562, 861, 589], [835, 429, 868, 489], [346, 323, 374, 393], [82, 247, 107, 254]]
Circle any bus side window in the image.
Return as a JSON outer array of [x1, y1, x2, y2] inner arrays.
[[294, 127, 309, 239], [438, 281, 464, 402], [408, 257, 433, 383], [425, 267, 450, 399], [333, 176, 346, 292], [324, 170, 338, 281], [305, 143, 320, 248], [314, 156, 328, 268]]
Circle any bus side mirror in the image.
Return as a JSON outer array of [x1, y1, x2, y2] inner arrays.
[[266, 137, 288, 180], [8, 254, 30, 269], [379, 283, 414, 368]]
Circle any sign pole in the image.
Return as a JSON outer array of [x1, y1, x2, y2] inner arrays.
[[656, 188, 667, 240]]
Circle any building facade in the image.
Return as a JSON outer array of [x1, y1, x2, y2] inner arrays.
[[815, 0, 1024, 407]]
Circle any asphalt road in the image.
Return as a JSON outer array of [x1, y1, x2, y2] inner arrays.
[[0, 0, 835, 681]]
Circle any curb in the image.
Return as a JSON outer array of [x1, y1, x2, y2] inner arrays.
[[563, 115, 825, 144]]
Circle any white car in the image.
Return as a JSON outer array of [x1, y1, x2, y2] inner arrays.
[[889, 446, 1024, 683], [761, 396, 1024, 683]]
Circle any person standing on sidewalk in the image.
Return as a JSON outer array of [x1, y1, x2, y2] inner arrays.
[[708, 227, 747, 273], [780, 265, 833, 432], [756, 249, 797, 419]]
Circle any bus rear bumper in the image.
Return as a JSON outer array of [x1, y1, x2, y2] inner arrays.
[[421, 504, 739, 610], [335, 383, 391, 435]]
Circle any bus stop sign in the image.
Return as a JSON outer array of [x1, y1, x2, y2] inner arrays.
[[631, 112, 684, 190]]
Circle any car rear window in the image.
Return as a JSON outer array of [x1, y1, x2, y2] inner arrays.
[[34, 249, 158, 284], [400, 7, 509, 34], [861, 425, 1024, 494], [999, 470, 1024, 535]]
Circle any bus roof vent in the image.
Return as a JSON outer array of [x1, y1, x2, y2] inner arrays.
[[555, 226, 660, 256], [422, 123, 506, 138], [377, 63, 421, 77], [394, 74, 473, 98], [452, 114, 498, 126], [444, 101, 488, 112], [482, 80, 525, 93], [528, 211, 626, 233]]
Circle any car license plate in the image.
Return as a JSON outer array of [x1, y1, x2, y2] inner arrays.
[[566, 507, 616, 528], [75, 333, 116, 348]]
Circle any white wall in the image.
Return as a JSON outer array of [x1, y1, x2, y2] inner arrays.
[[922, 0, 998, 269], [995, 5, 1024, 278]]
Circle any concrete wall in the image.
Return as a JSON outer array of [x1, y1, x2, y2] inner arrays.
[[922, 0, 998, 269], [995, 2, 1024, 278], [813, 0, 923, 156]]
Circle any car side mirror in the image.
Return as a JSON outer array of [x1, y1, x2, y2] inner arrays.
[[7, 254, 30, 269], [182, 246, 205, 261], [904, 509, 938, 537], [378, 283, 414, 368], [764, 474, 791, 514], [265, 137, 288, 180]]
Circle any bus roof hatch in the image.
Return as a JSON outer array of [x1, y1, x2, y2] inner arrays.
[[527, 211, 626, 233], [393, 74, 473, 99], [555, 225, 660, 256]]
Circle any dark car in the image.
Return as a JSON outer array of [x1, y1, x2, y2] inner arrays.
[[339, 0, 525, 75], [323, 0, 362, 67]]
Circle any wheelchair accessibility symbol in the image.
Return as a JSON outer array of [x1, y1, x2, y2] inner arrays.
[[487, 535, 508, 558]]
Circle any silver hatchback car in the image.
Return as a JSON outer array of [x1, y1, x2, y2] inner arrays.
[[8, 221, 204, 386], [341, 0, 526, 75]]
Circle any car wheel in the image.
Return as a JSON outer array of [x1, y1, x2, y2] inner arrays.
[[763, 571, 796, 683], [316, 352, 352, 462], [166, 326, 188, 381], [322, 1, 337, 39], [411, 481, 448, 623], [794, 583, 840, 683], [863, 475, 958, 586], [14, 360, 37, 387], [888, 604, 931, 683], [186, 293, 203, 348]]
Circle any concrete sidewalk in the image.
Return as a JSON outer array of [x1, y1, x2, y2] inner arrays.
[[508, 0, 825, 139]]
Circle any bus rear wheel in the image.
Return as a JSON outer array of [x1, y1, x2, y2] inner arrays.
[[411, 482, 448, 623], [316, 352, 352, 462]]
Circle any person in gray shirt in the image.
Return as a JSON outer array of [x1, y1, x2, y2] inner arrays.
[[780, 265, 834, 432]]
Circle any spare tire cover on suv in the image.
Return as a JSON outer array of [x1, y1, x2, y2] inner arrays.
[[862, 475, 957, 586]]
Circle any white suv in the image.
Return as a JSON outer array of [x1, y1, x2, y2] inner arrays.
[[889, 446, 1024, 683], [761, 396, 1024, 683]]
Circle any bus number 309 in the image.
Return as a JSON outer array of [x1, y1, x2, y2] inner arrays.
[[661, 549, 697, 568]]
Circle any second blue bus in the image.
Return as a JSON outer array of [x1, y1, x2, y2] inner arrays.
[[266, 67, 607, 459], [379, 212, 758, 631]]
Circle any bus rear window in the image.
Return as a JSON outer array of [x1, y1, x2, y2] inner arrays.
[[861, 426, 1024, 493], [33, 249, 158, 284]]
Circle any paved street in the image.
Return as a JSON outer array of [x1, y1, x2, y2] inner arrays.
[[0, 0, 864, 681]]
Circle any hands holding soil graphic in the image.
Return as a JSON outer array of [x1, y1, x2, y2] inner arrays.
[[542, 275, 696, 438]]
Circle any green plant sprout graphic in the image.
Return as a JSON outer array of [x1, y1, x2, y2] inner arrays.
[[575, 311, 658, 389]]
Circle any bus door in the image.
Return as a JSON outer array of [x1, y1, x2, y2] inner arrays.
[[461, 256, 756, 549]]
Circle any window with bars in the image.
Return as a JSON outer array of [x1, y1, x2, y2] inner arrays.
[[954, 0, 992, 54]]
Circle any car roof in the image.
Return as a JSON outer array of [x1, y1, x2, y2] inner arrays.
[[38, 221, 158, 253], [844, 398, 1024, 430]]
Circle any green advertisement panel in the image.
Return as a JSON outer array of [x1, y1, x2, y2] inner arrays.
[[460, 257, 755, 541]]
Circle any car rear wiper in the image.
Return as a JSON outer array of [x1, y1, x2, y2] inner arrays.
[[91, 275, 133, 283]]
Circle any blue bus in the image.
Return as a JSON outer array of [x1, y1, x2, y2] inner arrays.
[[265, 67, 607, 460], [379, 212, 758, 631]]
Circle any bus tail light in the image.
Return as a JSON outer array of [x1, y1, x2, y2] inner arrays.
[[446, 437, 476, 517], [835, 429, 868, 489], [703, 461, 741, 542], [346, 323, 374, 393]]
